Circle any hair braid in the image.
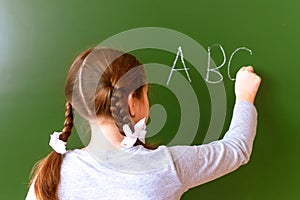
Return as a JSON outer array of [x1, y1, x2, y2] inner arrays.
[[31, 102, 75, 200], [59, 102, 74, 142], [110, 88, 133, 134], [29, 48, 92, 200], [110, 87, 146, 147]]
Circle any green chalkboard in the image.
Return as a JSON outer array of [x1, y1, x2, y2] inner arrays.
[[0, 0, 299, 199]]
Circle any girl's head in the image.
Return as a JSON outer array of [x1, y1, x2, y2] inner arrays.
[[62, 47, 149, 142], [31, 47, 150, 200]]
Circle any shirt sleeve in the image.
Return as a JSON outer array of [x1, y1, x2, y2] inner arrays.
[[169, 101, 258, 191]]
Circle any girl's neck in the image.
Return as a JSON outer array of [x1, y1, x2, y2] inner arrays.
[[86, 117, 124, 152]]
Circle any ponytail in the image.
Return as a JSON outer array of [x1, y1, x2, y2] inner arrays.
[[29, 102, 74, 200], [29, 48, 91, 199]]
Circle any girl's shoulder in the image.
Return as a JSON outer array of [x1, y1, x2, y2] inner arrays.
[[61, 145, 177, 174]]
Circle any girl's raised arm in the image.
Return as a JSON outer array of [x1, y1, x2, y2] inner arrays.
[[169, 66, 261, 190]]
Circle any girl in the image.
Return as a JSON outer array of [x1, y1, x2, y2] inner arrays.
[[26, 47, 261, 200]]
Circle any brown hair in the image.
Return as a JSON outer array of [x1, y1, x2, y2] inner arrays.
[[29, 48, 149, 200]]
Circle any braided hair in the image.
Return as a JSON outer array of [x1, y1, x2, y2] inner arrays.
[[59, 102, 74, 142]]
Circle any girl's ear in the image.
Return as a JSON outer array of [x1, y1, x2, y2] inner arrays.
[[127, 92, 135, 117]]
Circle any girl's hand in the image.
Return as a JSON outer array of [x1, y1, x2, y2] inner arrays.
[[235, 66, 261, 104]]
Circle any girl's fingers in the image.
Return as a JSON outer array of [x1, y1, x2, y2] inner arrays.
[[239, 66, 247, 71], [245, 66, 254, 72], [240, 66, 254, 72]]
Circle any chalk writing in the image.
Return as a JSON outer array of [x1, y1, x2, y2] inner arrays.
[[227, 47, 252, 81], [168, 45, 253, 84], [206, 44, 226, 84], [167, 46, 191, 85]]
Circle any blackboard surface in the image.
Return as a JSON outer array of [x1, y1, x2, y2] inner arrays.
[[0, 0, 299, 199]]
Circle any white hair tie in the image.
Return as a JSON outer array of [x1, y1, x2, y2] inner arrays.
[[49, 131, 67, 154], [121, 118, 147, 148]]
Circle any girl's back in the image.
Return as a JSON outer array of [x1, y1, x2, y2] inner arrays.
[[59, 146, 183, 200]]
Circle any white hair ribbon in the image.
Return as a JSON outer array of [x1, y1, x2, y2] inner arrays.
[[49, 131, 67, 154], [121, 118, 147, 148]]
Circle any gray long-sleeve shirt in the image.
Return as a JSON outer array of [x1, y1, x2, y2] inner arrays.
[[26, 101, 257, 200]]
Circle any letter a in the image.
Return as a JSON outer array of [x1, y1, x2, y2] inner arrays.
[[167, 46, 191, 85]]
